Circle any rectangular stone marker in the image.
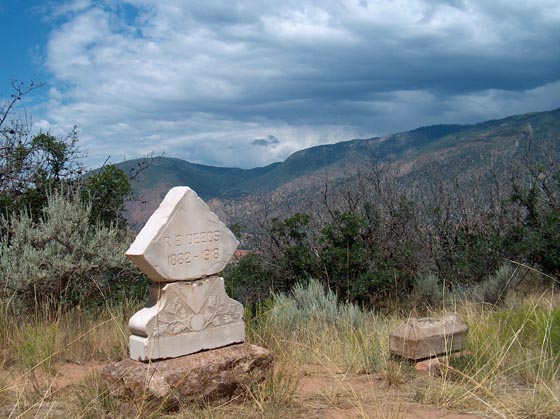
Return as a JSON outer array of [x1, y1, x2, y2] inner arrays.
[[126, 186, 245, 361], [389, 314, 468, 361]]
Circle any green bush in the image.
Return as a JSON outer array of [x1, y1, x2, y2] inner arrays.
[[266, 278, 363, 331], [469, 264, 515, 305], [414, 272, 442, 307], [0, 191, 147, 313], [224, 253, 273, 306], [82, 164, 132, 227]]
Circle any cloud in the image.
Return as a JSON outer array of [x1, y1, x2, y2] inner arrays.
[[37, 0, 560, 168], [252, 135, 280, 147]]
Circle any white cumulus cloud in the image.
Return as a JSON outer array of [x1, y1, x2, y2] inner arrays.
[[38, 0, 560, 168]]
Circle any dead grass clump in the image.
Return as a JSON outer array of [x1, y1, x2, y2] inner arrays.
[[412, 292, 560, 418], [413, 374, 478, 411], [0, 299, 140, 374], [382, 359, 415, 387], [507, 384, 560, 419], [73, 372, 134, 419]]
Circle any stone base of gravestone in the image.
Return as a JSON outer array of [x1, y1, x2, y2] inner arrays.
[[102, 343, 273, 408], [129, 276, 245, 361]]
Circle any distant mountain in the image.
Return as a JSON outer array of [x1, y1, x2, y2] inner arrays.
[[117, 157, 280, 200], [118, 108, 560, 228]]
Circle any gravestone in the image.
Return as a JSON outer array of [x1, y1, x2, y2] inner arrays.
[[102, 187, 272, 407], [126, 186, 245, 360], [126, 186, 239, 282]]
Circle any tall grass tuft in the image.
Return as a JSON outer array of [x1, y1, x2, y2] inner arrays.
[[415, 294, 560, 418], [247, 278, 396, 373]]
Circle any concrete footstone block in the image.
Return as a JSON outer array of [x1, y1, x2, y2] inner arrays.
[[389, 314, 468, 361]]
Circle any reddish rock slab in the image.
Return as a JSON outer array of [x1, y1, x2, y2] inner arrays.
[[415, 351, 472, 376], [101, 343, 273, 407], [415, 356, 442, 376]]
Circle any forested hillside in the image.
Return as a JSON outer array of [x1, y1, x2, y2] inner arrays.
[[122, 108, 560, 229]]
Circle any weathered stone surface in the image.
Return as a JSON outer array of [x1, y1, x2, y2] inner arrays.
[[389, 314, 468, 360], [129, 276, 245, 361], [126, 186, 239, 282], [102, 343, 273, 406]]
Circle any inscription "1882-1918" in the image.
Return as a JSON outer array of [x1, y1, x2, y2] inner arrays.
[[163, 230, 221, 266]]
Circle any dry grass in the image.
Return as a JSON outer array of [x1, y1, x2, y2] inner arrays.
[[0, 298, 139, 418], [413, 291, 560, 419], [0, 283, 558, 418]]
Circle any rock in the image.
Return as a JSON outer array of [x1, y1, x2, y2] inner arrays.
[[102, 343, 273, 407], [125, 186, 239, 282], [415, 357, 442, 376], [415, 351, 471, 376], [389, 314, 468, 360], [129, 276, 245, 361]]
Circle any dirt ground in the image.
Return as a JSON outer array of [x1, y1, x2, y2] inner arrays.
[[295, 365, 485, 419], [32, 361, 487, 419]]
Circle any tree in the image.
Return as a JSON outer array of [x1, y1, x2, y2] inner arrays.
[[0, 81, 134, 228], [83, 164, 132, 226], [508, 158, 560, 278], [0, 81, 84, 220], [267, 213, 320, 291]]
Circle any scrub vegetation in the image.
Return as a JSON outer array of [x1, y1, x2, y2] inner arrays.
[[0, 281, 558, 418], [0, 83, 559, 418]]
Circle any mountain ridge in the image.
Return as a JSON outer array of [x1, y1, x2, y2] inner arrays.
[[117, 107, 560, 227]]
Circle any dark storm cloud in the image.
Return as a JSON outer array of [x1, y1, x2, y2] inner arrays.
[[39, 0, 560, 168], [252, 135, 280, 147]]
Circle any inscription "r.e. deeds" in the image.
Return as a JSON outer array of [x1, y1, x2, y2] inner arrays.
[[163, 230, 221, 247]]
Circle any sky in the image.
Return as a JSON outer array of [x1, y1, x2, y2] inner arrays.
[[1, 0, 559, 169]]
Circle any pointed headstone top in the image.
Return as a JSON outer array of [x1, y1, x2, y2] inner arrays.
[[126, 187, 239, 282]]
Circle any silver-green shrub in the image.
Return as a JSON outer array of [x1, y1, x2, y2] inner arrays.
[[268, 278, 363, 330], [414, 272, 443, 307], [0, 191, 143, 313], [249, 278, 380, 372], [291, 278, 338, 321], [470, 263, 515, 305]]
